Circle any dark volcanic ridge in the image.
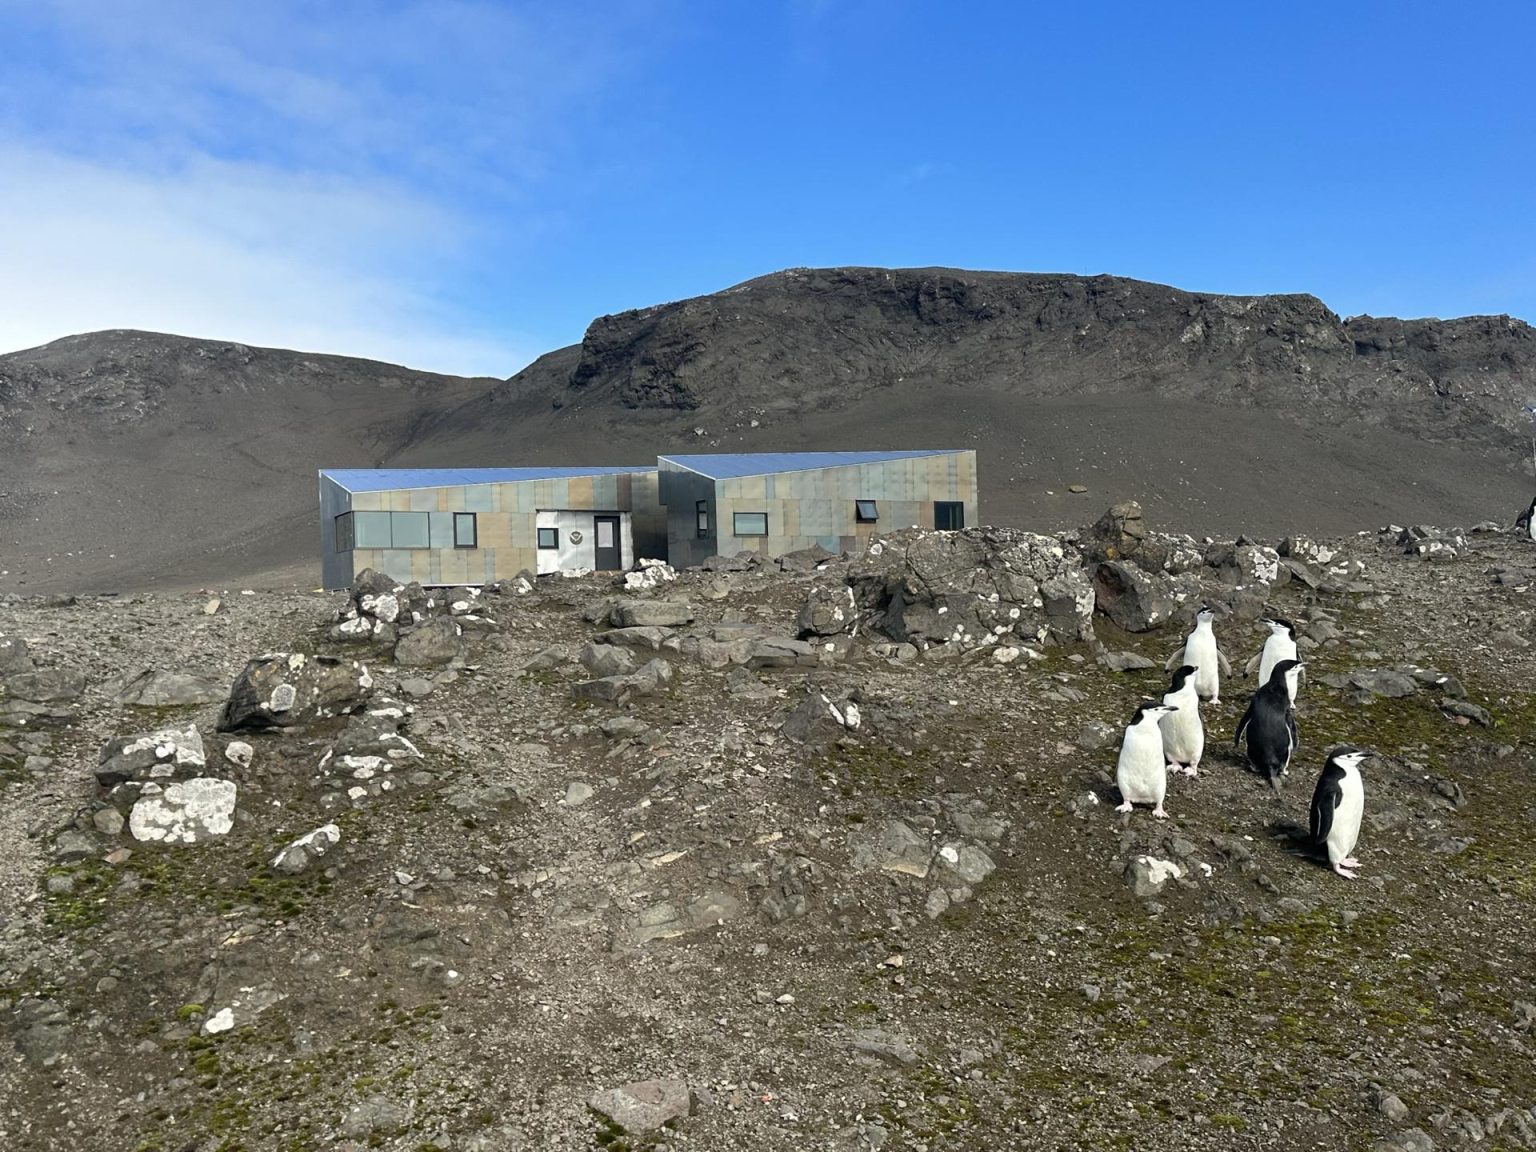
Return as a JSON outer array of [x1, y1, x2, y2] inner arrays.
[[4, 268, 1535, 594]]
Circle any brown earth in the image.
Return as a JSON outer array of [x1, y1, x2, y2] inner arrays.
[[3, 267, 1534, 595], [2, 521, 1536, 1150]]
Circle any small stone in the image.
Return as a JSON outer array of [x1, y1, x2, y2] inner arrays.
[[92, 808, 125, 836], [588, 1078, 692, 1134], [104, 848, 133, 866], [564, 781, 594, 807], [775, 993, 795, 1005], [1378, 1093, 1410, 1123], [203, 1008, 235, 1035], [224, 741, 254, 769], [1068, 484, 1088, 494]]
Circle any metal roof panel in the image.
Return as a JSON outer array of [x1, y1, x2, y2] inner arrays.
[[320, 466, 655, 493], [656, 450, 961, 480]]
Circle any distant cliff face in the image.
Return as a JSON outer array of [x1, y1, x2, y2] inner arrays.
[[507, 267, 1535, 445]]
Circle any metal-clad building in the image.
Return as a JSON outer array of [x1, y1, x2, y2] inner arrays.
[[657, 450, 977, 568], [319, 466, 666, 590]]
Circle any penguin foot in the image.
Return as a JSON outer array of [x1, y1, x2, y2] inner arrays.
[[1332, 863, 1358, 880], [1183, 764, 1200, 778], [1340, 857, 1360, 869], [1152, 806, 1168, 820], [1114, 801, 1133, 813]]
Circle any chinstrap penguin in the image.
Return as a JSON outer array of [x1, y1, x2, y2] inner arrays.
[[1166, 607, 1230, 704], [1116, 702, 1178, 818], [1309, 746, 1370, 879], [1234, 659, 1303, 792], [1518, 496, 1536, 543], [1245, 617, 1300, 701], [1159, 664, 1204, 777]]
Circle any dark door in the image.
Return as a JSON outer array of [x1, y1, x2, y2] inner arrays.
[[935, 501, 965, 530], [593, 515, 622, 571]]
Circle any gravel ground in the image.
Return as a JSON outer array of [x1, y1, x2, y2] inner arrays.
[[3, 524, 1536, 1152]]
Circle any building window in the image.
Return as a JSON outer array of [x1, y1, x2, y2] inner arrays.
[[733, 512, 768, 537], [935, 501, 965, 531], [855, 500, 879, 523], [351, 510, 433, 549], [696, 500, 710, 539], [354, 511, 394, 548], [537, 527, 559, 549], [453, 512, 477, 548], [334, 512, 355, 552]]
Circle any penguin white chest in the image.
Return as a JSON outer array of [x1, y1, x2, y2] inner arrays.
[[1117, 725, 1167, 805], [1159, 687, 1203, 764], [1328, 768, 1365, 864], [1258, 635, 1298, 692], [1528, 516, 1536, 544], [1184, 629, 1219, 697]]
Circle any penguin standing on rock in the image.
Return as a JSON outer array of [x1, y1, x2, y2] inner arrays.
[[1234, 659, 1303, 791], [1166, 607, 1230, 704], [1159, 665, 1205, 777], [1116, 703, 1177, 818], [1245, 618, 1300, 701], [1309, 746, 1371, 879], [1518, 496, 1536, 542]]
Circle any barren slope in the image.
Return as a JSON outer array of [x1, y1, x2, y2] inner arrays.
[[0, 331, 494, 593]]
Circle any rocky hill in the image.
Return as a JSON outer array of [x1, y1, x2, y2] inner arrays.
[[0, 331, 493, 592], [3, 513, 1536, 1149], [5, 270, 1536, 594]]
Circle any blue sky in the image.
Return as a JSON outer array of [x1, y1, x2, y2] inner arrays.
[[1, 1, 1532, 376]]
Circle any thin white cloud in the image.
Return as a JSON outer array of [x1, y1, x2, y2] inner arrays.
[[0, 143, 530, 375]]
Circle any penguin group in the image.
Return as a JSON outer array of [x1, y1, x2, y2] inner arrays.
[[1112, 604, 1371, 881]]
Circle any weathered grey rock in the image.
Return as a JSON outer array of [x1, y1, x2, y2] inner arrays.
[[272, 824, 342, 874], [13, 998, 70, 1067], [849, 820, 931, 878], [1125, 855, 1183, 897], [1080, 501, 1147, 565], [781, 690, 861, 744], [1209, 543, 1285, 588], [128, 778, 237, 844], [53, 830, 98, 862], [588, 1078, 692, 1134], [1, 668, 87, 703], [1075, 721, 1119, 751], [572, 658, 674, 704], [1441, 700, 1493, 726], [849, 1028, 920, 1067], [1378, 1094, 1411, 1123], [563, 781, 594, 807], [579, 642, 637, 678], [595, 626, 675, 651], [1101, 650, 1155, 672], [91, 807, 125, 836], [114, 669, 225, 707], [394, 617, 462, 666], [611, 600, 694, 628], [218, 652, 374, 731], [936, 842, 995, 886], [1093, 561, 1185, 632], [340, 1094, 411, 1139], [520, 645, 569, 673], [1348, 669, 1419, 698], [847, 527, 1095, 649], [0, 635, 34, 676], [747, 637, 820, 669], [797, 586, 859, 638], [96, 725, 207, 787]]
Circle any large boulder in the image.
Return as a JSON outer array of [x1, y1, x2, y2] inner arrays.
[[1080, 501, 1148, 564], [847, 527, 1094, 649], [1092, 561, 1195, 633], [96, 725, 207, 787], [217, 653, 374, 732], [113, 669, 226, 708], [393, 617, 463, 667], [797, 587, 859, 638], [611, 600, 695, 628], [0, 668, 86, 703], [588, 1079, 693, 1135], [0, 635, 34, 676], [781, 690, 862, 745], [572, 658, 674, 705], [128, 778, 238, 845]]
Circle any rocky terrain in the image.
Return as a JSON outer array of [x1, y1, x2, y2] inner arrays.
[[4, 505, 1536, 1151], [4, 267, 1535, 594]]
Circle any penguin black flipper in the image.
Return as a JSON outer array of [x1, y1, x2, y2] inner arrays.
[[1286, 706, 1298, 753], [1310, 761, 1345, 849], [1234, 698, 1255, 748], [1519, 497, 1535, 535]]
